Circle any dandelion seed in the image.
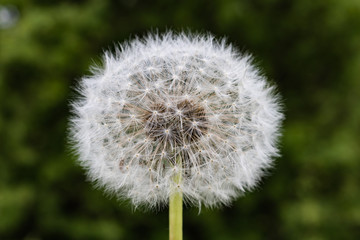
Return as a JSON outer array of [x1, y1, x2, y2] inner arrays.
[[69, 31, 283, 210]]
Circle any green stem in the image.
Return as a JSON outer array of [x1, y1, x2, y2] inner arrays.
[[169, 155, 183, 240]]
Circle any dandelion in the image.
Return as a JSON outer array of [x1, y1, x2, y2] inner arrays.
[[70, 32, 283, 240]]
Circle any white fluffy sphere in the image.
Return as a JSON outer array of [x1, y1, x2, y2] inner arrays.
[[70, 32, 283, 209]]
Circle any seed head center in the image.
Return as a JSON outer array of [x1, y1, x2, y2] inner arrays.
[[143, 100, 207, 145]]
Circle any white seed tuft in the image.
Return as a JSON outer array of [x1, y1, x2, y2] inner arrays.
[[69, 32, 283, 209]]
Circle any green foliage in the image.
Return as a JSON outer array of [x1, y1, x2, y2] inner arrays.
[[1, 0, 360, 239]]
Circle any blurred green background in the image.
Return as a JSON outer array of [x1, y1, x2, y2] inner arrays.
[[1, 0, 360, 239]]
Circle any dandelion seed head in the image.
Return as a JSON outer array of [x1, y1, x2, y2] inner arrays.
[[70, 32, 283, 209]]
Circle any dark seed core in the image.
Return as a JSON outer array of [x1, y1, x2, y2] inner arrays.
[[143, 100, 208, 146]]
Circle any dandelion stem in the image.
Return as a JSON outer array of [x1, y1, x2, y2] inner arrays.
[[169, 154, 183, 240]]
